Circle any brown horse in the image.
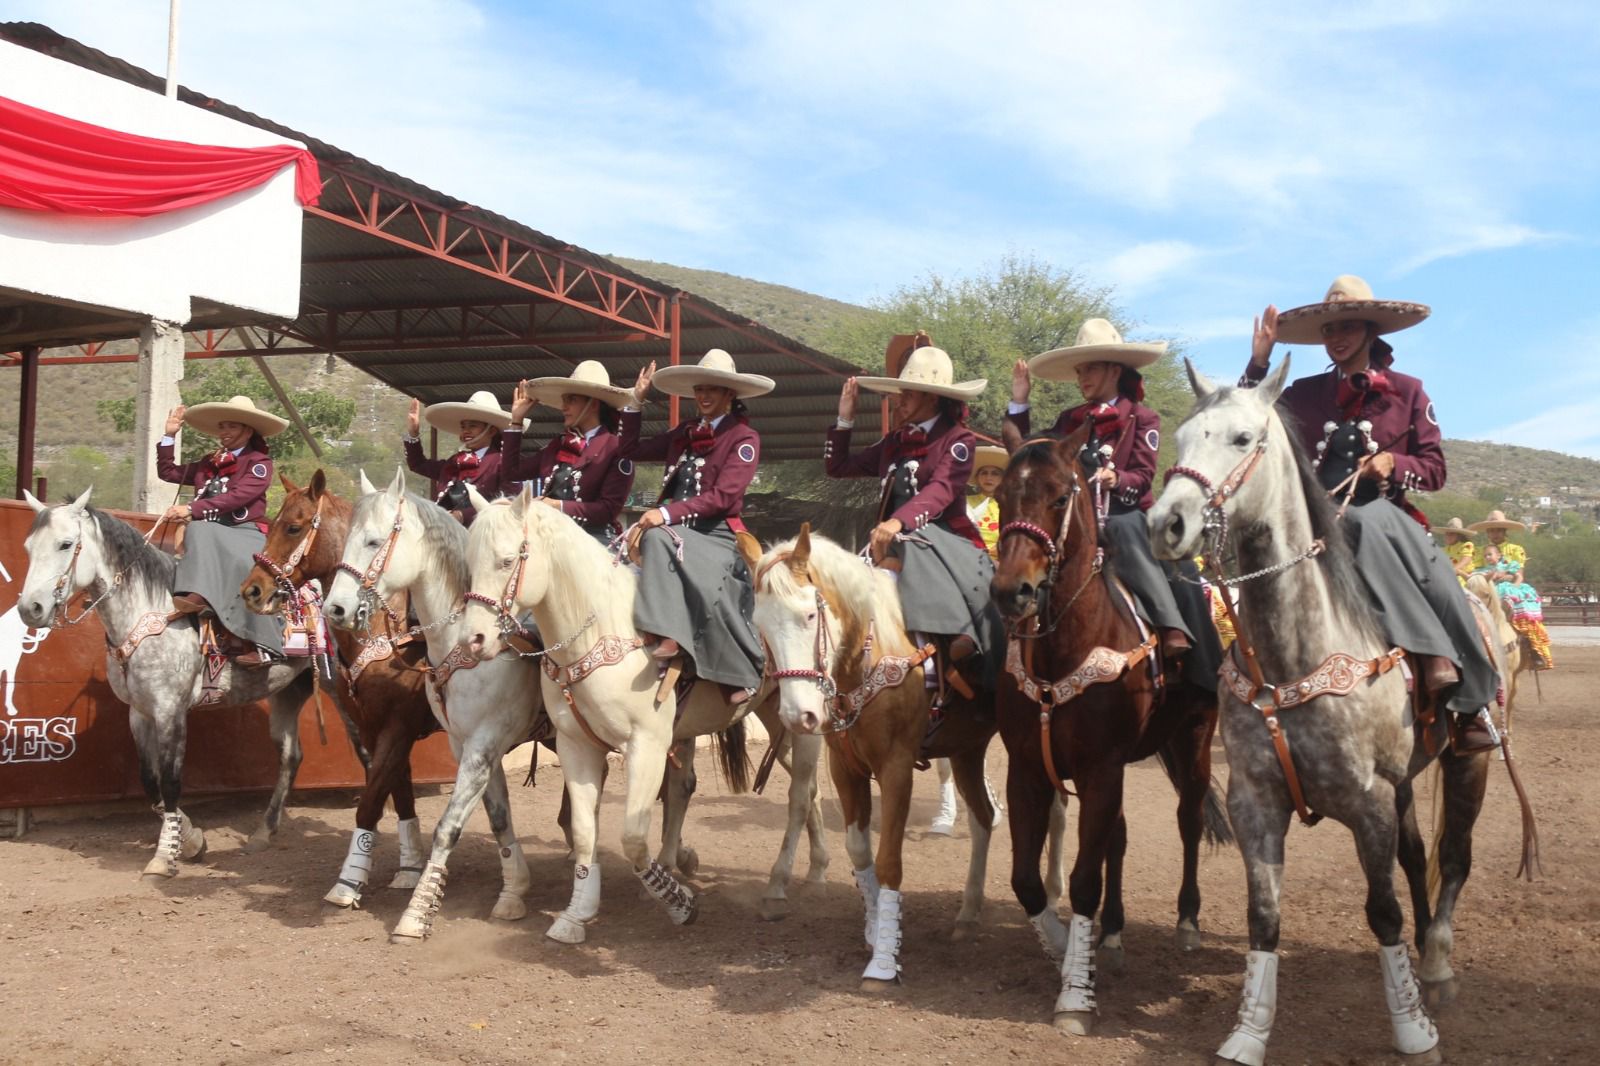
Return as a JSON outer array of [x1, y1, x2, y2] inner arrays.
[[754, 524, 1013, 988], [989, 428, 1227, 1037], [241, 471, 441, 906]]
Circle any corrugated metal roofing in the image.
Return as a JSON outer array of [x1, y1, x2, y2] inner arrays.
[[0, 21, 886, 458]]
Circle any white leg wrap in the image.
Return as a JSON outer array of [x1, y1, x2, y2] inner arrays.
[[983, 775, 1004, 829], [1380, 943, 1440, 1057], [1029, 908, 1068, 963], [928, 780, 958, 836], [1054, 913, 1098, 1017], [324, 829, 376, 908], [390, 860, 447, 942], [491, 843, 531, 921], [637, 859, 697, 925], [546, 863, 601, 944], [853, 865, 881, 949], [141, 811, 184, 879], [861, 887, 903, 983], [388, 817, 424, 890], [1216, 950, 1278, 1066]]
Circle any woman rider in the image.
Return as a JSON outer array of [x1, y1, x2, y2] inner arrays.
[[1247, 275, 1499, 751], [159, 395, 287, 666], [1007, 318, 1221, 689], [1471, 510, 1554, 670], [829, 343, 1002, 698], [622, 349, 772, 705], [503, 360, 636, 546], [402, 390, 514, 525]]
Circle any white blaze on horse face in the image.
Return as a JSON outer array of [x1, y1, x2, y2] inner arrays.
[[1150, 385, 1278, 561], [19, 507, 85, 629], [326, 493, 404, 627], [754, 590, 834, 734]]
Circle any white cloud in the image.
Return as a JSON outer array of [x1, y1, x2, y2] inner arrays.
[[1100, 241, 1204, 293], [1394, 222, 1562, 274]]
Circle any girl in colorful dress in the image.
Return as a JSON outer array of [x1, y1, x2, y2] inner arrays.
[[1471, 511, 1554, 670], [503, 361, 636, 546], [1247, 275, 1499, 751], [159, 395, 287, 665], [402, 390, 513, 525], [1008, 318, 1221, 689], [623, 350, 772, 704], [966, 445, 1006, 561], [1438, 516, 1476, 586]]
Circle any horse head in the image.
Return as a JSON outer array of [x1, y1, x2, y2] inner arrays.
[[989, 424, 1096, 625], [461, 483, 542, 661], [1150, 357, 1292, 561], [242, 469, 347, 615], [753, 523, 854, 735], [18, 487, 97, 629], [326, 466, 419, 631]]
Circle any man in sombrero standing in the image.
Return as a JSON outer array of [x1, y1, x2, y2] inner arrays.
[[1247, 275, 1499, 751], [402, 390, 514, 525]]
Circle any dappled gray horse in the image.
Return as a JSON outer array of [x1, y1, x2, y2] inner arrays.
[[18, 489, 314, 878]]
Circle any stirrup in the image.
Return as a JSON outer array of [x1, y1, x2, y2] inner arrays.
[[655, 657, 684, 705]]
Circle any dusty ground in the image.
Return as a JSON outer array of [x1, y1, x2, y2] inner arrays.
[[2, 650, 1595, 1066]]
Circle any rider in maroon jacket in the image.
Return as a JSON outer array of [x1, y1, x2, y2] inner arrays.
[[402, 390, 514, 526]]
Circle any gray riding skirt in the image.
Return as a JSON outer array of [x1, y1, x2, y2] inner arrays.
[[174, 522, 284, 653], [634, 523, 764, 691], [891, 522, 1004, 687], [1102, 509, 1221, 691]]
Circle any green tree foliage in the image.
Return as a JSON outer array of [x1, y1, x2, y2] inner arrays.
[[0, 445, 14, 499], [37, 445, 134, 510]]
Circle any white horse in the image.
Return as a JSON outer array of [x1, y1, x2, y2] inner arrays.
[[323, 469, 544, 943], [17, 489, 314, 877], [458, 484, 770, 943]]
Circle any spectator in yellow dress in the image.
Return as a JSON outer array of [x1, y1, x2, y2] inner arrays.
[[1470, 510, 1554, 670], [1438, 516, 1476, 586], [966, 445, 1006, 561]]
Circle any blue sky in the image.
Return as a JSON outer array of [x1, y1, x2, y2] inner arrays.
[[13, 1, 1600, 454]]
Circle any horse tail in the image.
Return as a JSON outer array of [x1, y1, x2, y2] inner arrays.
[[714, 719, 752, 795], [1154, 742, 1234, 849]]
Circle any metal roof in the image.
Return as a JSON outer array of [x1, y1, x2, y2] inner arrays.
[[0, 22, 884, 458]]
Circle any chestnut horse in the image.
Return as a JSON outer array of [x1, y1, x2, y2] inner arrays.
[[989, 427, 1227, 1037]]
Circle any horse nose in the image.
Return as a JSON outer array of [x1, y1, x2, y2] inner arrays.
[[1152, 510, 1185, 558], [242, 583, 260, 603], [326, 600, 347, 624], [798, 710, 820, 733], [19, 599, 44, 627], [468, 631, 488, 660]]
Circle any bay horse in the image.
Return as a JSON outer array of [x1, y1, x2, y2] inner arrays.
[[753, 525, 1019, 987], [1148, 357, 1501, 1065], [459, 484, 762, 944], [988, 426, 1227, 1037], [324, 469, 546, 943], [240, 470, 441, 907], [17, 488, 314, 878]]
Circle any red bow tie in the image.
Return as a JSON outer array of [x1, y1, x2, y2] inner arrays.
[[687, 420, 718, 455], [1335, 370, 1394, 420], [209, 448, 237, 472], [1061, 401, 1126, 441], [452, 450, 480, 472], [556, 432, 586, 466], [889, 425, 929, 461]]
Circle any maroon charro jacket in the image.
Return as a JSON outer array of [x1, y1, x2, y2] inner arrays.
[[618, 410, 759, 533], [500, 425, 635, 535], [1004, 395, 1162, 513], [403, 436, 507, 524], [824, 413, 984, 548], [157, 440, 273, 532]]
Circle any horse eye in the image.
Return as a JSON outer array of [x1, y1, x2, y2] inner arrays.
[[805, 611, 817, 624], [501, 556, 516, 569], [1232, 433, 1252, 447], [366, 538, 382, 549], [59, 540, 73, 551], [286, 525, 302, 535], [1052, 494, 1070, 510]]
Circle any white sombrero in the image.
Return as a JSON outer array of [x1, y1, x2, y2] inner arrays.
[[1275, 275, 1430, 345], [422, 390, 515, 432], [1028, 318, 1166, 381], [652, 349, 776, 399], [183, 395, 288, 438], [523, 360, 633, 410], [855, 345, 986, 401], [974, 445, 1009, 472], [1440, 516, 1472, 540], [1469, 510, 1526, 533]]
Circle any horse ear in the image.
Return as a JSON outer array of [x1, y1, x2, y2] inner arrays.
[[308, 469, 327, 499], [387, 464, 406, 499], [358, 469, 378, 496], [69, 486, 93, 512], [1000, 421, 1023, 454], [278, 472, 300, 494], [21, 489, 46, 514], [790, 523, 812, 575], [1056, 421, 1093, 468], [465, 483, 491, 513], [1184, 357, 1217, 400], [1258, 353, 1291, 406]]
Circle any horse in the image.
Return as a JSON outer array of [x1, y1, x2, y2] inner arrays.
[[752, 524, 1016, 987], [1147, 357, 1501, 1066], [16, 488, 314, 878], [240, 470, 442, 908], [323, 469, 545, 943], [986, 426, 1227, 1036], [457, 483, 763, 944]]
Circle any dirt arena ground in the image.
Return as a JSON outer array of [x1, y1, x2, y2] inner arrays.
[[2, 649, 1594, 1065]]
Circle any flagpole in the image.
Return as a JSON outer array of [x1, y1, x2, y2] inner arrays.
[[165, 0, 181, 99]]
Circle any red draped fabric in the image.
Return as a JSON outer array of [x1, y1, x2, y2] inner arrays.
[[0, 94, 320, 217]]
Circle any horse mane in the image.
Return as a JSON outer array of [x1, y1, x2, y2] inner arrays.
[[756, 533, 910, 651], [489, 497, 636, 624], [353, 489, 468, 595], [85, 507, 176, 596]]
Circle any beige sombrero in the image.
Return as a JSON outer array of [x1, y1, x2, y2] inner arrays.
[[855, 345, 986, 401], [1275, 275, 1430, 345], [1028, 318, 1167, 381], [523, 360, 633, 410], [1440, 516, 1472, 541], [1469, 510, 1526, 533], [974, 445, 1009, 472], [423, 390, 515, 432], [652, 349, 775, 399], [183, 395, 288, 438]]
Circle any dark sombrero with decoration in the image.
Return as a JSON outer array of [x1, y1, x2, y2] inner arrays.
[[1274, 274, 1430, 345]]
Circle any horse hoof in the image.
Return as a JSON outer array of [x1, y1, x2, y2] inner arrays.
[[670, 898, 699, 926], [141, 856, 177, 879], [804, 867, 828, 886], [1096, 943, 1125, 976], [1053, 1010, 1095, 1036], [758, 897, 788, 922], [323, 883, 362, 909], [676, 847, 700, 879], [180, 830, 207, 863], [491, 895, 528, 922], [546, 915, 588, 945], [390, 913, 432, 943], [240, 830, 273, 855], [1399, 1047, 1442, 1066], [951, 920, 979, 943], [388, 930, 426, 946], [388, 871, 421, 891], [1176, 921, 1202, 951], [859, 976, 900, 993], [1422, 977, 1458, 1011]]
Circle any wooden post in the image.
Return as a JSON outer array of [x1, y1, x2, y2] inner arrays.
[[15, 346, 39, 500]]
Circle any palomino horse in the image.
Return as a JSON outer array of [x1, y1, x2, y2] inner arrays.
[[241, 471, 441, 907], [1148, 358, 1499, 1066], [458, 485, 762, 944], [988, 428, 1226, 1036], [324, 469, 545, 943], [753, 525, 1017, 987], [17, 489, 314, 877]]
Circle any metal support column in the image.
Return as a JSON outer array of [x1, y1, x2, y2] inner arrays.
[[14, 346, 39, 500], [668, 292, 682, 428]]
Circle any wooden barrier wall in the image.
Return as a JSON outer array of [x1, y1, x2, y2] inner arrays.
[[0, 498, 456, 806]]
